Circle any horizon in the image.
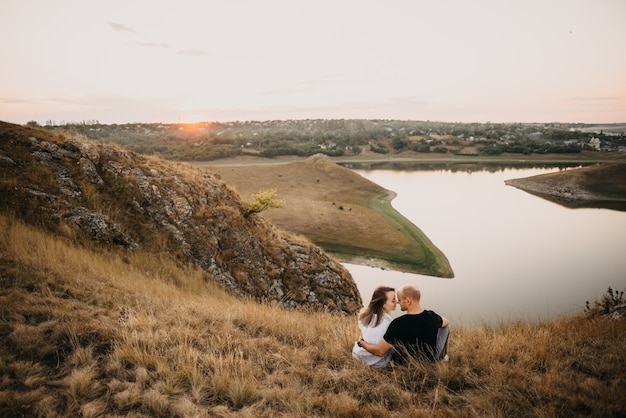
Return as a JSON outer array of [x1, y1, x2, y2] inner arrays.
[[1, 1, 625, 126], [16, 118, 626, 127]]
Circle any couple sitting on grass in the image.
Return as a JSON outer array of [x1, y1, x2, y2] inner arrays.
[[352, 284, 449, 368]]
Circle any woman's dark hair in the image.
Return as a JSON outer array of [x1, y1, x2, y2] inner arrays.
[[359, 286, 394, 327]]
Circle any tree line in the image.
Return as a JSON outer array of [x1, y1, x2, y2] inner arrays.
[[34, 119, 626, 161]]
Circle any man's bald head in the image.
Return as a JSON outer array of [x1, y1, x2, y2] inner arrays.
[[398, 284, 421, 302]]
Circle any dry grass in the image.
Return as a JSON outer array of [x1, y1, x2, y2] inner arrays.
[[1, 214, 625, 417]]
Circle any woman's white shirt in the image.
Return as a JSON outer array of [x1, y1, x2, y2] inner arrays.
[[351, 313, 393, 368]]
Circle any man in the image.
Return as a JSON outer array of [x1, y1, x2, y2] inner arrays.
[[357, 284, 449, 364]]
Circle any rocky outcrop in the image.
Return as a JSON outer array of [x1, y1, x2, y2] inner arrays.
[[505, 163, 626, 211], [0, 121, 361, 314], [505, 178, 597, 202]]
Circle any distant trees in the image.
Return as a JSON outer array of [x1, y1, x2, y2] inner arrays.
[[478, 141, 582, 156], [391, 137, 406, 150], [370, 143, 389, 154], [41, 119, 623, 162]]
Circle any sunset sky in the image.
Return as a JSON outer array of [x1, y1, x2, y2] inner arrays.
[[1, 0, 625, 125]]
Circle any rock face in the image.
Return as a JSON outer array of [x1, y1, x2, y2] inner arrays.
[[0, 121, 361, 314]]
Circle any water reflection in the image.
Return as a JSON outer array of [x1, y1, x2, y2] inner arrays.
[[344, 165, 626, 326], [340, 161, 589, 173]]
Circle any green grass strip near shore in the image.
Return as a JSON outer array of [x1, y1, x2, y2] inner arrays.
[[371, 191, 453, 277], [321, 187, 453, 277]]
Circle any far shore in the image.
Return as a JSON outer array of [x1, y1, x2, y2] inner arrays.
[[196, 150, 626, 167]]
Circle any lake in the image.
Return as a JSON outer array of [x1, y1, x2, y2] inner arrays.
[[342, 163, 626, 326]]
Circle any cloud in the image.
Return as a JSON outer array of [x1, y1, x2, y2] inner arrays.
[[0, 95, 111, 109], [571, 96, 622, 104], [0, 97, 45, 105], [258, 77, 370, 99], [130, 41, 171, 49], [176, 49, 209, 57], [107, 22, 138, 34], [106, 22, 199, 55]]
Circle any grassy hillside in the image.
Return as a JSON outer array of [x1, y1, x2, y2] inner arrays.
[[1, 214, 625, 417], [211, 155, 453, 278]]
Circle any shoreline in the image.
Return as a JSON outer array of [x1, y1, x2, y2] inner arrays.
[[197, 150, 626, 167]]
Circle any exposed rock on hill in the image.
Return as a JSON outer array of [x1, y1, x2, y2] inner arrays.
[[0, 121, 360, 314], [505, 162, 626, 211]]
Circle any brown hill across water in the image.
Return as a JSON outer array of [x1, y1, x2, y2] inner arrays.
[[0, 121, 360, 314], [210, 155, 453, 277], [505, 162, 626, 211]]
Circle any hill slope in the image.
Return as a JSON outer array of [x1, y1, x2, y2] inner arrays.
[[211, 155, 453, 277], [505, 162, 626, 211], [0, 121, 360, 314]]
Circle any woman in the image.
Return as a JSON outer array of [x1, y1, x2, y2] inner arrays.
[[352, 286, 396, 368]]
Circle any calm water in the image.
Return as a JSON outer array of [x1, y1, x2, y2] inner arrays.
[[344, 164, 626, 326]]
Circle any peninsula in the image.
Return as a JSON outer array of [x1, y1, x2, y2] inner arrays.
[[210, 154, 454, 278], [505, 162, 626, 211]]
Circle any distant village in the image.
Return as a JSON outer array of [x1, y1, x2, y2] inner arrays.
[[33, 119, 626, 161]]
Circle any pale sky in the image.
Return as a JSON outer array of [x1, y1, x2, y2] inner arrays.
[[1, 0, 625, 125]]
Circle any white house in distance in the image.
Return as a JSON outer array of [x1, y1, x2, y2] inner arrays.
[[589, 137, 601, 150]]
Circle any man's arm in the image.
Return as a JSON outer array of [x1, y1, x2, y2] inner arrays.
[[358, 337, 393, 358], [441, 316, 450, 328]]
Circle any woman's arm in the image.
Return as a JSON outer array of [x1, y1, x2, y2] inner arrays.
[[358, 337, 393, 358]]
